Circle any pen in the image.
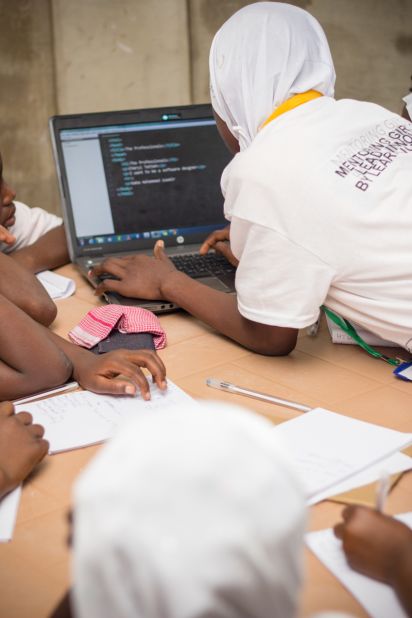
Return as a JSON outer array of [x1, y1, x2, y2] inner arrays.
[[13, 381, 79, 406], [375, 471, 390, 513], [206, 378, 312, 412]]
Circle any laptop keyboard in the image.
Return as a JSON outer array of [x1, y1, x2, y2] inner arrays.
[[89, 252, 236, 285], [170, 253, 236, 278]]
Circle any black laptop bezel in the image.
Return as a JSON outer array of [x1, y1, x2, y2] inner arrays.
[[49, 103, 229, 262]]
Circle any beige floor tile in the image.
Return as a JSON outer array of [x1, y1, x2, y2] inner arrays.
[[296, 333, 398, 384], [0, 549, 68, 618], [32, 446, 101, 505], [390, 373, 412, 395], [159, 312, 212, 345], [334, 385, 412, 432], [158, 333, 249, 380], [17, 478, 61, 524], [8, 507, 70, 568], [233, 350, 382, 406], [0, 508, 70, 618]]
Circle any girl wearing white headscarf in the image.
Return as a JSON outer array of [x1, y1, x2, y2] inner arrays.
[[70, 402, 306, 618], [209, 1, 335, 151], [94, 2, 412, 360]]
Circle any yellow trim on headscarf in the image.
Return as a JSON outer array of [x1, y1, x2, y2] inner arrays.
[[260, 90, 323, 129]]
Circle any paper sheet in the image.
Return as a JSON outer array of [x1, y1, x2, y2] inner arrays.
[[15, 380, 197, 454], [272, 408, 412, 499], [306, 512, 412, 618], [325, 315, 397, 346], [308, 452, 412, 506], [36, 270, 76, 300], [0, 486, 22, 542]]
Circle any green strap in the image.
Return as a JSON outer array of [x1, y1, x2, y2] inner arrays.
[[321, 306, 400, 367]]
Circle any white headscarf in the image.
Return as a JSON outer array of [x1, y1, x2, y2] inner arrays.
[[72, 401, 306, 618], [210, 1, 336, 150]]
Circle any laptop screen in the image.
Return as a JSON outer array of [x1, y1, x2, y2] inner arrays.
[[52, 106, 232, 258]]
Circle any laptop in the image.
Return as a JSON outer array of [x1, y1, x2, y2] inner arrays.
[[49, 104, 235, 313]]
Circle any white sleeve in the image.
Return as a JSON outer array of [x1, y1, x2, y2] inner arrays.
[[2, 201, 63, 254], [232, 218, 335, 328]]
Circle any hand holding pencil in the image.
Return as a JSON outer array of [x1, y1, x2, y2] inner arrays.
[[334, 504, 412, 590]]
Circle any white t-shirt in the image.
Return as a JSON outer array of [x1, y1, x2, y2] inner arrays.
[[1, 201, 62, 254], [223, 97, 412, 351]]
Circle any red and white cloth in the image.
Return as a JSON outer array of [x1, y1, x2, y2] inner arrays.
[[68, 305, 166, 350]]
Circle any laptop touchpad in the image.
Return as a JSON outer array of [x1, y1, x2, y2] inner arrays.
[[198, 276, 230, 292]]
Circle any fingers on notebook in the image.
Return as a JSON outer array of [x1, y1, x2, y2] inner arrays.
[[15, 411, 33, 425], [114, 350, 167, 398], [85, 350, 167, 399], [30, 423, 46, 439], [131, 349, 167, 390]]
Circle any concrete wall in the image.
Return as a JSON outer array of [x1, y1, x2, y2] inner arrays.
[[0, 0, 411, 216], [0, 0, 59, 213], [189, 0, 412, 110], [52, 0, 190, 113]]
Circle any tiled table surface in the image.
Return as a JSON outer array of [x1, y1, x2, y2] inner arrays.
[[1, 264, 411, 618]]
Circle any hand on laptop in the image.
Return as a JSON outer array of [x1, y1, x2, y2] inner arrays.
[[91, 240, 177, 300], [199, 225, 239, 267]]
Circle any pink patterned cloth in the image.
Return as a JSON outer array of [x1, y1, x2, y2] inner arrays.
[[68, 305, 166, 350]]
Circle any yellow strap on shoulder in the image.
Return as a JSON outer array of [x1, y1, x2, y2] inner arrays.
[[260, 90, 323, 129]]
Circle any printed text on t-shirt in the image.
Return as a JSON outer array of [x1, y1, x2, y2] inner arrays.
[[333, 123, 412, 191]]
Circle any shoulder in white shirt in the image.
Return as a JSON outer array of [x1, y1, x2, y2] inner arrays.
[[224, 97, 412, 350], [1, 201, 63, 254]]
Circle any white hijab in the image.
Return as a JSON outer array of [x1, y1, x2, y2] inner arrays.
[[72, 401, 306, 618], [210, 1, 336, 150]]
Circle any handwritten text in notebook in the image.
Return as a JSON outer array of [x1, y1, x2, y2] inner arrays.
[[15, 380, 196, 454]]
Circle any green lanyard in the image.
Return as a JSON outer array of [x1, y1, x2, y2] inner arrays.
[[321, 306, 401, 367]]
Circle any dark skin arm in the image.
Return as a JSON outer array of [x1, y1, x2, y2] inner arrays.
[[10, 225, 70, 274], [0, 250, 58, 326], [334, 505, 412, 617], [0, 293, 72, 400], [92, 241, 298, 356], [0, 291, 166, 400], [0, 401, 49, 499]]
